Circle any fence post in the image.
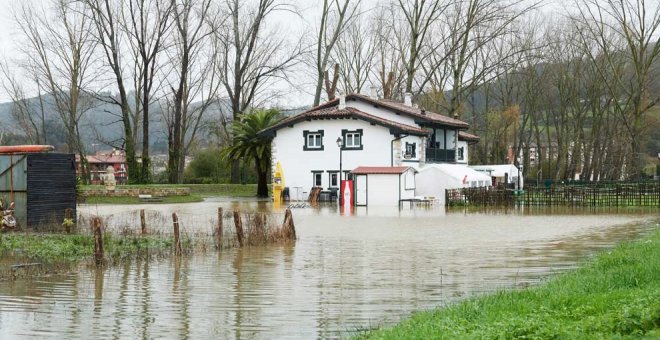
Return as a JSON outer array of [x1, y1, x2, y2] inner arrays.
[[233, 211, 244, 247], [216, 207, 223, 248], [172, 213, 182, 256], [93, 217, 104, 266], [140, 209, 147, 235], [64, 208, 73, 233], [282, 208, 297, 240]]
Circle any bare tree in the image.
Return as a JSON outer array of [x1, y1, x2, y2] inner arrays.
[[163, 0, 219, 183], [123, 0, 173, 183], [0, 63, 47, 144], [311, 0, 360, 106], [16, 0, 99, 183], [390, 0, 449, 95], [214, 0, 301, 183], [333, 17, 378, 94], [572, 0, 660, 178], [439, 0, 537, 119], [82, 0, 141, 183]]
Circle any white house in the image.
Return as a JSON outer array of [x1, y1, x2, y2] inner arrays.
[[259, 93, 481, 203]]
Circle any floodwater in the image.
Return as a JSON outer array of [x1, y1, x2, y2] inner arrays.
[[1, 200, 658, 339]]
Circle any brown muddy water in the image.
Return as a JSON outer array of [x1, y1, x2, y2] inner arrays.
[[1, 199, 658, 339]]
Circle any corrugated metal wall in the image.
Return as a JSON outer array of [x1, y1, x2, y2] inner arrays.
[[0, 154, 28, 227], [27, 153, 77, 229]]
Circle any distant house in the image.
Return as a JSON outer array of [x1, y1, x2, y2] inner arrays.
[[76, 149, 128, 184], [259, 92, 484, 204]]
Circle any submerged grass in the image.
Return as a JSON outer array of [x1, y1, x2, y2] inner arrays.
[[358, 224, 660, 339]]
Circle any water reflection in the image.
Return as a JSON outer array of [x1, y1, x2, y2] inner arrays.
[[0, 201, 658, 338]]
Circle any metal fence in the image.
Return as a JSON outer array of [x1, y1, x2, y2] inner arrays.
[[446, 181, 660, 207]]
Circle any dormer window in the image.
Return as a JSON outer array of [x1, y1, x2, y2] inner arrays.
[[303, 130, 324, 151], [341, 129, 363, 150]]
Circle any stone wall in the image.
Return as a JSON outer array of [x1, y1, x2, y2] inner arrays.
[[81, 187, 191, 197]]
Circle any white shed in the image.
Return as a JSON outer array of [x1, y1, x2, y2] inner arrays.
[[415, 164, 492, 203], [351, 166, 417, 206], [470, 164, 522, 188]]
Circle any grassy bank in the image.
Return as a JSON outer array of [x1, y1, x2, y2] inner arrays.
[[359, 226, 660, 339], [82, 194, 204, 205], [81, 184, 264, 204]]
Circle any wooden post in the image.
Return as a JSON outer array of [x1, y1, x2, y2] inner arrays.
[[233, 211, 244, 247], [172, 213, 182, 256], [93, 217, 104, 266], [216, 207, 223, 248], [64, 208, 73, 233], [140, 209, 146, 235], [282, 208, 297, 241]]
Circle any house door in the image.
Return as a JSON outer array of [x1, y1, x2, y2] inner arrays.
[[355, 174, 367, 206]]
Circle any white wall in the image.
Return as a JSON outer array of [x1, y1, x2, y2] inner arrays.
[[457, 140, 469, 164], [401, 169, 416, 200], [415, 168, 463, 204], [365, 174, 400, 205], [272, 119, 399, 200]]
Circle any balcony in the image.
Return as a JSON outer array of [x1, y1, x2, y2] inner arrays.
[[426, 148, 456, 163]]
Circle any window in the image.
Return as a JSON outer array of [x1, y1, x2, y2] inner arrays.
[[457, 147, 465, 161], [303, 130, 324, 151], [312, 171, 323, 187], [341, 129, 363, 150], [328, 171, 339, 187], [405, 142, 416, 159]]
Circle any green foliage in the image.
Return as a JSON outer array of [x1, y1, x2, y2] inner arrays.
[[184, 148, 257, 184], [358, 227, 660, 339], [222, 108, 282, 172], [222, 109, 282, 197]]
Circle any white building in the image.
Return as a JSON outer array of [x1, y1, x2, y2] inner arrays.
[[259, 93, 482, 203]]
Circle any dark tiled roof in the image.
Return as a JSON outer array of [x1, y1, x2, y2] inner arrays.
[[458, 131, 480, 142], [351, 166, 417, 175], [314, 93, 470, 128], [259, 106, 430, 136]]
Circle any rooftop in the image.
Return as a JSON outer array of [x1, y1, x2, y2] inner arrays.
[[351, 166, 417, 175]]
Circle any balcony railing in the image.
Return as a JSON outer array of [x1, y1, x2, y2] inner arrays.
[[426, 148, 456, 163]]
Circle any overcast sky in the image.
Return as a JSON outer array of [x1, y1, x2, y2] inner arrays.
[[0, 0, 565, 106]]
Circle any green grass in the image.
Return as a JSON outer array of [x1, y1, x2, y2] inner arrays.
[[82, 194, 204, 205], [358, 224, 660, 339], [0, 232, 178, 264]]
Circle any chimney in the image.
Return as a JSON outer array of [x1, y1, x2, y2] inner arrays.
[[369, 85, 378, 99], [338, 93, 346, 109], [404, 92, 413, 107]]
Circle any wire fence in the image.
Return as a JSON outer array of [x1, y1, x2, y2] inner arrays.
[[446, 181, 660, 208]]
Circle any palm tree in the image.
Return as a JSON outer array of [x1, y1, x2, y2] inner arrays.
[[222, 109, 282, 197]]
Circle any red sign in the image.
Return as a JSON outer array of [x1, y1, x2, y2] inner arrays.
[[340, 180, 354, 207]]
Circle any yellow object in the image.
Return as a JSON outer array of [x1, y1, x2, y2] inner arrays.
[[273, 161, 284, 203]]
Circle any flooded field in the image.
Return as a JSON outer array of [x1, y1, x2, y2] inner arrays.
[[1, 200, 658, 339]]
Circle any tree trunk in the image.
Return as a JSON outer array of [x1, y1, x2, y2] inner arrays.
[[256, 165, 268, 198]]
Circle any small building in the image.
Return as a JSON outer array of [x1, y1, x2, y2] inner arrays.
[[0, 152, 77, 229], [77, 149, 128, 184], [415, 164, 492, 204], [351, 166, 417, 206]]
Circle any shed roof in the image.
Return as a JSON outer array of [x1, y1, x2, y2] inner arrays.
[[351, 166, 417, 175]]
